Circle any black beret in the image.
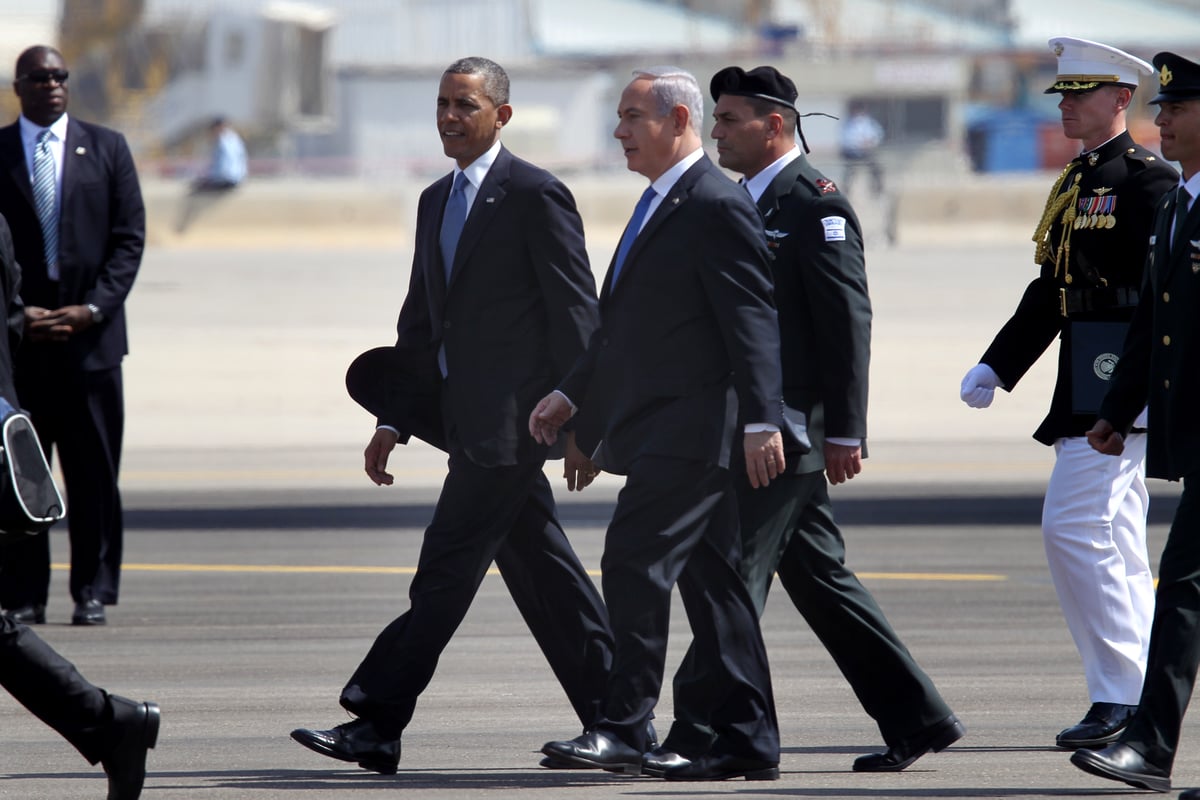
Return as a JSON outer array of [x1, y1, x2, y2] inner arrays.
[[1150, 51, 1200, 104], [710, 65, 798, 111]]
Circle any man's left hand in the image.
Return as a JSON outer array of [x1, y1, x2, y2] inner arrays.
[[27, 304, 95, 342], [563, 431, 599, 492], [745, 430, 785, 489], [825, 442, 863, 485]]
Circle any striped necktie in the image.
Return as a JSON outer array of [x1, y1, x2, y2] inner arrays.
[[32, 129, 59, 277]]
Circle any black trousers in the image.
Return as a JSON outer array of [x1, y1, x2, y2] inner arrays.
[[340, 449, 613, 735], [2, 360, 124, 607], [593, 455, 778, 761], [0, 614, 112, 763], [1120, 473, 1200, 772], [667, 470, 952, 755]]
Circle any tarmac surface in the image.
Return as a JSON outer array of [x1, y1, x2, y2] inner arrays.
[[1, 223, 1194, 798]]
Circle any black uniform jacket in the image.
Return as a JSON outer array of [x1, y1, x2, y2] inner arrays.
[[757, 154, 870, 474], [981, 131, 1176, 445], [1101, 185, 1200, 481]]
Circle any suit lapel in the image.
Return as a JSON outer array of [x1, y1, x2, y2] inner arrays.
[[446, 147, 510, 295], [1178, 193, 1200, 277], [422, 172, 454, 313], [604, 156, 709, 300], [0, 123, 34, 208], [756, 157, 805, 224], [60, 118, 91, 210]]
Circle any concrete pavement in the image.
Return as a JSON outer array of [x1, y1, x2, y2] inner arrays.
[[1, 233, 1192, 798]]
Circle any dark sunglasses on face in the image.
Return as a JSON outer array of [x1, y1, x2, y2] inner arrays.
[[18, 70, 69, 85]]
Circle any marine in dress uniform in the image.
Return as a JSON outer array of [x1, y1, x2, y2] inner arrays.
[[1072, 51, 1200, 797], [959, 37, 1176, 749]]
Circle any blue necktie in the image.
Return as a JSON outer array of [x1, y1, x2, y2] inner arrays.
[[611, 186, 657, 288], [439, 172, 469, 284], [1173, 186, 1191, 252], [32, 129, 58, 276]]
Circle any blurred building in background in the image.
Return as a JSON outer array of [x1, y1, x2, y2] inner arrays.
[[2, 0, 1200, 178]]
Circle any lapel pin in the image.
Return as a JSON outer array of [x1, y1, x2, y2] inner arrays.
[[671, 197, 680, 205], [74, 146, 86, 155], [486, 197, 495, 203]]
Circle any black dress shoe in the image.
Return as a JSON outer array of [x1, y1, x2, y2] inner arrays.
[[662, 753, 779, 781], [641, 746, 693, 778], [1070, 742, 1171, 793], [3, 604, 46, 624], [541, 730, 642, 775], [853, 713, 965, 772], [1056, 702, 1138, 749], [1179, 789, 1200, 800], [100, 696, 160, 800], [72, 599, 106, 626], [291, 718, 401, 775]]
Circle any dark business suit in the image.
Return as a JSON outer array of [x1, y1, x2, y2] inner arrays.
[[0, 213, 112, 763], [339, 146, 613, 734], [665, 154, 954, 756], [1099, 185, 1200, 773], [560, 154, 780, 760], [0, 116, 144, 609]]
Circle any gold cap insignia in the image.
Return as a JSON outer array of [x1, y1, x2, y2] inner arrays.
[[1055, 43, 1064, 57], [1161, 64, 1174, 86]]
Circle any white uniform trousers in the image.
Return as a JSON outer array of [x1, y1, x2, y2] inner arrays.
[[1043, 431, 1153, 705]]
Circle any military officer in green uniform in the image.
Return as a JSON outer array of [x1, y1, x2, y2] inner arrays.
[[1074, 50, 1200, 797], [959, 37, 1176, 750]]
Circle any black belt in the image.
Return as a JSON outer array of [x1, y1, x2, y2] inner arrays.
[[1059, 286, 1139, 317]]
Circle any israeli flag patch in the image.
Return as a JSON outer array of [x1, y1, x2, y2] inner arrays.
[[821, 216, 847, 242]]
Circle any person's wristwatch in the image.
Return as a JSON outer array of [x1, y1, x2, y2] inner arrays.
[[86, 303, 104, 323]]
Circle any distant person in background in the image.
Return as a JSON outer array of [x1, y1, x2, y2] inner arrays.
[[838, 101, 884, 193], [0, 44, 145, 628], [0, 211, 159, 800], [177, 116, 247, 233], [959, 36, 1175, 751], [192, 116, 246, 192]]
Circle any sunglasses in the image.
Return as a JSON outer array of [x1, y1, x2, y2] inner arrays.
[[18, 70, 69, 85]]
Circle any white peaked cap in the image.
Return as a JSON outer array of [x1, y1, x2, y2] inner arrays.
[[1045, 36, 1154, 93]]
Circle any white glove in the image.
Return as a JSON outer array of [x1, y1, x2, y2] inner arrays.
[[960, 363, 1001, 409]]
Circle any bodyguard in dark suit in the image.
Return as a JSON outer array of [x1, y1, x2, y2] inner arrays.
[[291, 57, 613, 773], [0, 46, 144, 627], [960, 37, 1176, 748], [649, 65, 963, 777], [534, 66, 784, 782], [0, 211, 158, 800], [1074, 51, 1200, 797]]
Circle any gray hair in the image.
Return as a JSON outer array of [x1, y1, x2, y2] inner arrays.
[[445, 56, 510, 106], [632, 66, 703, 135]]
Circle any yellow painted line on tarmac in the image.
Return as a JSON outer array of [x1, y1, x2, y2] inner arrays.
[[56, 563, 1006, 582], [857, 572, 1005, 582]]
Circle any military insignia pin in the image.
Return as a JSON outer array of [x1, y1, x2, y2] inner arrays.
[[1161, 64, 1174, 86], [74, 146, 86, 155], [815, 178, 838, 194], [1088, 152, 1100, 166]]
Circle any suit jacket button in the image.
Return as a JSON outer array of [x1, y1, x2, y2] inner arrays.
[[443, 321, 451, 329]]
